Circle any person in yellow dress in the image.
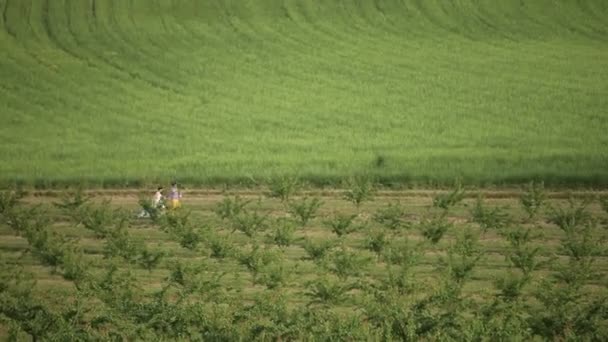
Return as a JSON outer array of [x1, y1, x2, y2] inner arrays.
[[168, 182, 182, 209]]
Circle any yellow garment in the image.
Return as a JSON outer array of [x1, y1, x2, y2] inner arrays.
[[171, 199, 181, 209]]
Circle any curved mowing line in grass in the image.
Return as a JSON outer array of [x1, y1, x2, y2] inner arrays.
[[0, 0, 607, 187]]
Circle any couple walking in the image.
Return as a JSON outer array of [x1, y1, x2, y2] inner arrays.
[[153, 182, 182, 210]]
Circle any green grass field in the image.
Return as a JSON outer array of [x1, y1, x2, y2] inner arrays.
[[1, 0, 608, 187]]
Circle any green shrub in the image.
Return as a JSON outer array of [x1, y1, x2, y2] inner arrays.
[[256, 262, 291, 289], [470, 196, 512, 232], [325, 213, 359, 237], [364, 228, 389, 255], [519, 181, 546, 221], [238, 244, 280, 277], [343, 176, 375, 208], [433, 183, 465, 210], [303, 238, 336, 264], [231, 209, 268, 238], [420, 212, 452, 244], [329, 247, 370, 280], [439, 228, 482, 284], [287, 197, 323, 227], [382, 238, 420, 266], [548, 197, 593, 233], [80, 200, 127, 238], [267, 219, 297, 248], [161, 210, 203, 250], [503, 227, 544, 276], [53, 187, 90, 212], [373, 202, 408, 230], [214, 195, 251, 220], [267, 176, 301, 202], [305, 276, 352, 306], [206, 233, 233, 259], [0, 188, 26, 215]]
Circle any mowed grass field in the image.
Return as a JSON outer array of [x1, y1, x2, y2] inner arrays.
[[1, 187, 608, 339], [1, 0, 608, 187]]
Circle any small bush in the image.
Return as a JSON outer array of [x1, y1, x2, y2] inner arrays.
[[433, 183, 465, 210], [256, 262, 291, 289], [382, 238, 419, 266], [287, 197, 323, 227], [548, 197, 593, 233], [238, 244, 280, 276], [305, 276, 352, 306], [373, 202, 408, 230], [267, 176, 301, 202], [343, 176, 375, 208], [207, 233, 233, 259], [364, 229, 389, 255], [325, 213, 359, 237], [503, 227, 543, 276], [0, 189, 26, 215], [303, 239, 336, 263], [268, 219, 297, 248], [80, 200, 127, 239], [519, 181, 546, 221], [329, 247, 370, 280], [439, 228, 483, 284], [420, 212, 452, 244], [53, 187, 91, 212], [214, 196, 251, 220], [231, 209, 268, 238], [470, 196, 512, 232]]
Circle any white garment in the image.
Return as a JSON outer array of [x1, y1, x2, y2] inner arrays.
[[153, 191, 163, 206]]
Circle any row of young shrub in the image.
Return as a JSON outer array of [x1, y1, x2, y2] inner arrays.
[[1, 181, 607, 340]]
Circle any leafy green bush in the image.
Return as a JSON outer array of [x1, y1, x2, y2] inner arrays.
[[287, 197, 323, 227], [439, 228, 482, 284], [364, 228, 389, 255], [303, 238, 335, 264], [548, 197, 594, 233], [256, 262, 291, 289], [0, 188, 26, 215], [382, 238, 420, 266], [231, 209, 268, 238], [329, 247, 371, 280], [420, 212, 452, 244], [267, 176, 301, 202], [325, 213, 359, 237], [161, 210, 204, 250], [79, 200, 127, 238], [53, 187, 91, 212], [519, 181, 546, 221], [433, 183, 465, 210], [103, 225, 164, 270], [267, 219, 297, 248], [305, 276, 352, 306], [503, 227, 544, 276], [470, 196, 512, 232], [343, 176, 375, 208], [373, 202, 408, 230], [238, 244, 280, 277], [206, 233, 233, 259], [214, 195, 251, 220]]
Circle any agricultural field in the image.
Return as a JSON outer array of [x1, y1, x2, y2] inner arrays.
[[1, 183, 608, 340], [1, 0, 608, 187]]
